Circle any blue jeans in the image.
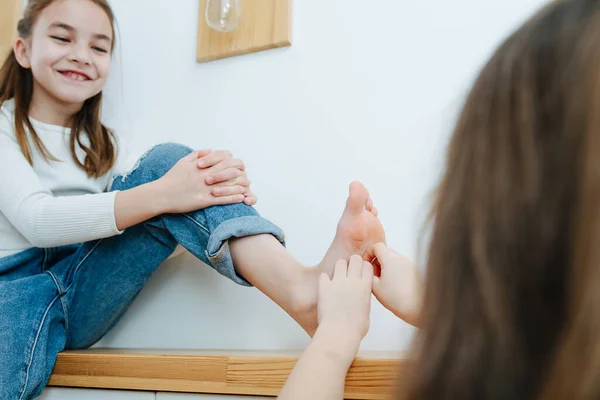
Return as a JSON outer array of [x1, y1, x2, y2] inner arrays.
[[0, 143, 285, 400]]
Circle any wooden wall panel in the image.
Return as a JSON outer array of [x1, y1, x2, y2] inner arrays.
[[197, 0, 292, 62], [0, 0, 22, 58]]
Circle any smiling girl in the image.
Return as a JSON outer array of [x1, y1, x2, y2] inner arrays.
[[0, 1, 385, 398]]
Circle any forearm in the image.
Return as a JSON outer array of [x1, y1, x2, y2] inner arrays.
[[0, 137, 125, 246], [375, 257, 424, 328], [278, 326, 360, 400], [377, 291, 423, 328], [114, 181, 168, 230], [391, 304, 421, 328], [7, 191, 121, 247]]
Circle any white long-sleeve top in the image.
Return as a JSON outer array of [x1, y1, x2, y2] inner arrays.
[[0, 99, 131, 259]]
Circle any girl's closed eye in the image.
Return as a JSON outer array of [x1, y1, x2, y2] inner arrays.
[[50, 36, 70, 43], [92, 46, 108, 54]]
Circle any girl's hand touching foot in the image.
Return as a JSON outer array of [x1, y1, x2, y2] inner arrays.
[[278, 256, 373, 400], [367, 243, 423, 327], [316, 255, 374, 362]]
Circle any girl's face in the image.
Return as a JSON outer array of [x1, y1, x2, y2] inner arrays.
[[16, 0, 113, 108]]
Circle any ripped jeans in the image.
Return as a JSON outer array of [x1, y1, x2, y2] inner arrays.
[[0, 143, 285, 400]]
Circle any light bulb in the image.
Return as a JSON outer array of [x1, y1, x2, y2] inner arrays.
[[206, 0, 243, 33]]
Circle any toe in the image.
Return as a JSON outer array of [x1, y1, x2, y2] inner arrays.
[[347, 181, 369, 212], [366, 197, 374, 212]]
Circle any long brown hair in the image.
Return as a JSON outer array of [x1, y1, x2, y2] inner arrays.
[[406, 0, 600, 399], [0, 0, 117, 178]]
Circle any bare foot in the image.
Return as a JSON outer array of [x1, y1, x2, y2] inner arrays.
[[291, 181, 385, 336], [318, 181, 386, 275]]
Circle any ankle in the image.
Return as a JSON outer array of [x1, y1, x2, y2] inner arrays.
[[288, 268, 319, 315]]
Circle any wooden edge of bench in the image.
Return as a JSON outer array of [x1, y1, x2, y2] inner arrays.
[[48, 349, 406, 399]]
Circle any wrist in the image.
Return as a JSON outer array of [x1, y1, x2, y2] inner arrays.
[[377, 291, 422, 328], [145, 180, 170, 215], [392, 306, 421, 328], [312, 322, 362, 366]]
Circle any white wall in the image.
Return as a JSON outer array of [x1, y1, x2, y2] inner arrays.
[[95, 0, 549, 352]]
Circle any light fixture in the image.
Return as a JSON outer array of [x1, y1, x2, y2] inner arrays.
[[205, 0, 243, 33]]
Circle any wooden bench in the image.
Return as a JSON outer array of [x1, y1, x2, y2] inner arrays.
[[48, 349, 405, 399]]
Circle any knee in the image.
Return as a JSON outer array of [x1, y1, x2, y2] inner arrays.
[[137, 142, 193, 177], [146, 142, 194, 163], [113, 142, 195, 190]]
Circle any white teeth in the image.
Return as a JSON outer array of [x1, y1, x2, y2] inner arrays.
[[65, 72, 87, 81]]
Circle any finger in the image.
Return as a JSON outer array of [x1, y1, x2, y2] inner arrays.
[[317, 272, 331, 303], [333, 259, 347, 280], [364, 245, 378, 263], [211, 185, 246, 197], [371, 243, 389, 265], [318, 272, 331, 288], [185, 149, 211, 161], [212, 176, 250, 188], [362, 261, 374, 283], [204, 157, 245, 172], [347, 255, 363, 278], [220, 157, 245, 171], [206, 168, 243, 185], [209, 194, 245, 206], [244, 191, 257, 206], [206, 158, 246, 178], [371, 206, 379, 217], [197, 150, 230, 169]]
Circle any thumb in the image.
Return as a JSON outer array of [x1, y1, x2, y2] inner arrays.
[[371, 242, 389, 268], [372, 242, 388, 257]]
